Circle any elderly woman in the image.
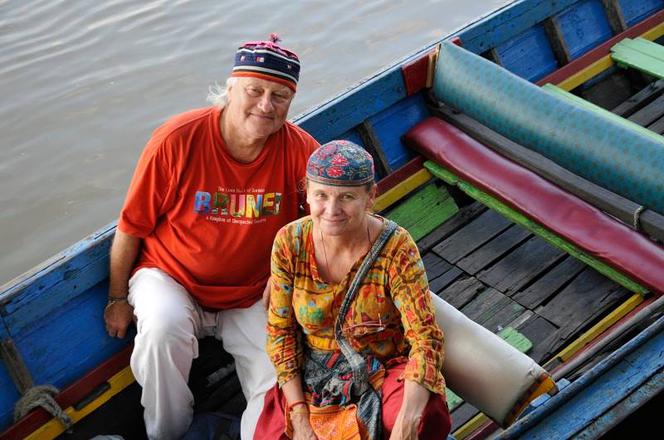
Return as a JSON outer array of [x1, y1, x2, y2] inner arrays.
[[254, 141, 451, 440]]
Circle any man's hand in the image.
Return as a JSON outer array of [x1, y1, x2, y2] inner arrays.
[[104, 301, 134, 338], [106, 230, 141, 338], [262, 280, 271, 310]]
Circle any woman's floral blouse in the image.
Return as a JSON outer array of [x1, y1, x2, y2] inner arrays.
[[266, 215, 445, 395]]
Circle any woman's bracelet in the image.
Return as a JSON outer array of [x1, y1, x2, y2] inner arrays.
[[287, 400, 308, 414]]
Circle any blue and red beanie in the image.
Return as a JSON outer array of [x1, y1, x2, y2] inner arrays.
[[306, 140, 375, 187], [232, 33, 300, 91]]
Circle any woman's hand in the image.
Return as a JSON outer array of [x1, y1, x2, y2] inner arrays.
[[389, 380, 430, 440], [290, 412, 318, 440]]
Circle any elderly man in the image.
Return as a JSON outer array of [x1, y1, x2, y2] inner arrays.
[[103, 35, 319, 440]]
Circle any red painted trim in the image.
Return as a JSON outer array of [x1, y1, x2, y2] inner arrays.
[[537, 9, 664, 86], [376, 155, 424, 196], [1, 344, 133, 440], [404, 118, 664, 294], [402, 54, 432, 96], [451, 36, 463, 47]]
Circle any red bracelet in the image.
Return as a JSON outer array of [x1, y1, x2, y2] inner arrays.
[[287, 399, 307, 412]]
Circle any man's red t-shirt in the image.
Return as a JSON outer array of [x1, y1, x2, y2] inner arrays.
[[118, 106, 319, 309]]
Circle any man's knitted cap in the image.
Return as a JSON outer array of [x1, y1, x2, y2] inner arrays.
[[232, 33, 300, 91], [306, 140, 375, 187]]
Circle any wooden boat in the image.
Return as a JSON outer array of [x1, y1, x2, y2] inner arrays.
[[2, 0, 663, 438]]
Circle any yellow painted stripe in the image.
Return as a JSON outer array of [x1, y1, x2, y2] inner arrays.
[[557, 55, 613, 91], [641, 21, 664, 42], [453, 413, 490, 439], [374, 168, 432, 212], [25, 367, 135, 440], [556, 293, 644, 362], [504, 375, 558, 426], [557, 21, 664, 91]]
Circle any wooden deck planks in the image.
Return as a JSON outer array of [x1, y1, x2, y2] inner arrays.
[[456, 225, 531, 275], [437, 276, 487, 309], [611, 78, 664, 116], [416, 196, 633, 371], [417, 202, 486, 252], [460, 287, 526, 333], [513, 314, 561, 363], [647, 113, 664, 133], [428, 266, 464, 294], [432, 209, 511, 263], [628, 93, 664, 125], [422, 252, 453, 280], [512, 256, 586, 309], [538, 267, 631, 344], [477, 236, 566, 296]]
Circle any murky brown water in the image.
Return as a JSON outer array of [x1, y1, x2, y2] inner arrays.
[[0, 0, 510, 285]]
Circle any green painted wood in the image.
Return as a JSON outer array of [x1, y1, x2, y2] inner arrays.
[[611, 38, 664, 79], [417, 202, 487, 252], [621, 37, 664, 62], [446, 389, 464, 411], [497, 327, 533, 354], [385, 183, 459, 241], [542, 83, 664, 144], [514, 314, 560, 364], [423, 161, 649, 295]]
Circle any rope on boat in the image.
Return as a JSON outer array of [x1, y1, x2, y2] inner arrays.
[[632, 205, 645, 230], [13, 385, 73, 430], [2, 338, 73, 429]]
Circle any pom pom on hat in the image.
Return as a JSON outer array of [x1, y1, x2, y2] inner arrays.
[[232, 34, 300, 91]]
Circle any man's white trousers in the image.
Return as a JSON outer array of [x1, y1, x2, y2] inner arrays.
[[128, 268, 274, 440]]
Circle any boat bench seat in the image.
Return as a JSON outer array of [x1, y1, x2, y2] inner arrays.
[[432, 42, 664, 216], [403, 117, 664, 295], [611, 37, 664, 79], [541, 83, 664, 144]]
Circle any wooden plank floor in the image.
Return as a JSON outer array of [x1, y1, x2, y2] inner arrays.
[[443, 74, 664, 433], [612, 77, 664, 134], [419, 202, 632, 429]]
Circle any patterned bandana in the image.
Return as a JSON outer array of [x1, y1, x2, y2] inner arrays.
[[306, 140, 375, 186], [232, 33, 300, 91]]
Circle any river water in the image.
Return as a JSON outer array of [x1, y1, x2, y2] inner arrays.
[[0, 0, 510, 285]]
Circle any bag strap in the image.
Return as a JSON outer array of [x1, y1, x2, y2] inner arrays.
[[334, 219, 398, 392]]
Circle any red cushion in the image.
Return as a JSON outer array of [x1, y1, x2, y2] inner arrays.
[[404, 117, 664, 295]]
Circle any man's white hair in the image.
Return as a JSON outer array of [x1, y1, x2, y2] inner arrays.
[[206, 77, 237, 109]]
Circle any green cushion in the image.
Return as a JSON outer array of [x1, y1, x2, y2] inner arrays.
[[433, 41, 664, 215]]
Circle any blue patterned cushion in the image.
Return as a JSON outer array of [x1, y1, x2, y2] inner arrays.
[[433, 41, 664, 215]]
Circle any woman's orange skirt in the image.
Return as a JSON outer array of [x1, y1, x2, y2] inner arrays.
[[254, 363, 451, 440]]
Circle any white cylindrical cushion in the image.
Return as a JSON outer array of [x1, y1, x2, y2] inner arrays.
[[431, 293, 552, 426]]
